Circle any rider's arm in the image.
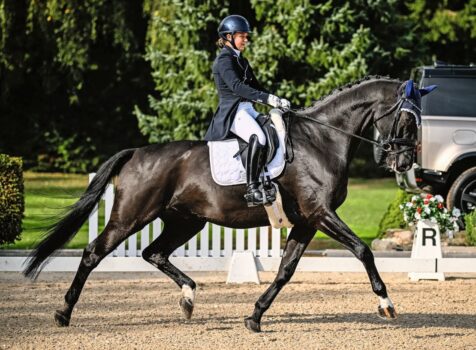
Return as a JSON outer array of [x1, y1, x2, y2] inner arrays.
[[247, 63, 269, 94], [216, 54, 269, 104]]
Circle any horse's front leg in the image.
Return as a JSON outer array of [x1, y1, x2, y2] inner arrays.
[[319, 209, 397, 320], [245, 225, 315, 332]]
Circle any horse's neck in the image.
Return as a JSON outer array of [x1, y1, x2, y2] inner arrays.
[[297, 94, 377, 155], [293, 89, 380, 175]]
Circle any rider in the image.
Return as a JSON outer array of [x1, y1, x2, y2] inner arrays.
[[204, 15, 291, 207]]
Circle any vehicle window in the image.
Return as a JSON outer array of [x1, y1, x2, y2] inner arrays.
[[421, 77, 476, 117]]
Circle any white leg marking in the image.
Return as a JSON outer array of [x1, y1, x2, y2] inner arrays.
[[379, 296, 394, 309], [182, 285, 195, 303]]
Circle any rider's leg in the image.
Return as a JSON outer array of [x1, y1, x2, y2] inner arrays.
[[230, 103, 266, 145], [244, 134, 265, 206], [238, 104, 276, 204], [230, 105, 267, 206]]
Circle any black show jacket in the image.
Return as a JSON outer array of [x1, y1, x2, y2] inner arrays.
[[204, 46, 270, 141]]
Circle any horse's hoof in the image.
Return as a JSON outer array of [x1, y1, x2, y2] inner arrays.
[[54, 310, 70, 327], [244, 317, 261, 333], [179, 297, 194, 319], [378, 305, 398, 320]]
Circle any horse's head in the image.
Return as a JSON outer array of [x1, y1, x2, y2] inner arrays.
[[373, 80, 436, 173]]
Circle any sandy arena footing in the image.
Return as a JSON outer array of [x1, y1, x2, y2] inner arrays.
[[1, 271, 475, 349]]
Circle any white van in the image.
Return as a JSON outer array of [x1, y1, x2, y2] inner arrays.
[[394, 64, 476, 213]]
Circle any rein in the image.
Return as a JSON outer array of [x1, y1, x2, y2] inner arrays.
[[284, 96, 416, 155]]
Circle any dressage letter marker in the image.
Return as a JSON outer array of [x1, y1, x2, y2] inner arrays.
[[408, 220, 445, 281], [422, 228, 437, 246], [227, 251, 260, 284]]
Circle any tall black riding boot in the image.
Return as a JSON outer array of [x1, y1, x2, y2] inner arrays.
[[244, 134, 265, 207]]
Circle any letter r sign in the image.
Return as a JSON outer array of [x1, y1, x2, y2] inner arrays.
[[408, 220, 444, 281], [422, 228, 437, 246]]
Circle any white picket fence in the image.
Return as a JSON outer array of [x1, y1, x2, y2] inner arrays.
[[1, 174, 476, 275], [81, 174, 476, 275], [89, 174, 284, 260]]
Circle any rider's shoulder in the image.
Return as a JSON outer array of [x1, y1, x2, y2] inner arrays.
[[213, 48, 234, 67], [217, 47, 234, 59]]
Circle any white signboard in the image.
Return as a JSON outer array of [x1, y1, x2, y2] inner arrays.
[[408, 220, 445, 281]]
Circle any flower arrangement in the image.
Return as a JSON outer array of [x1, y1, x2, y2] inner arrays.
[[399, 193, 461, 236]]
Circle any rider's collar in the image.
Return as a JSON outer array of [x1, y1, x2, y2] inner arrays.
[[224, 45, 241, 57], [232, 47, 241, 56]]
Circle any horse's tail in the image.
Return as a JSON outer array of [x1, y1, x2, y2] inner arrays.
[[23, 148, 136, 279]]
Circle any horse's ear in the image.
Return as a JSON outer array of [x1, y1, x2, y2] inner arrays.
[[405, 79, 414, 98], [419, 85, 437, 97]]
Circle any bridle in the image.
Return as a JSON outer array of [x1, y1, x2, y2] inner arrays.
[[285, 91, 419, 157]]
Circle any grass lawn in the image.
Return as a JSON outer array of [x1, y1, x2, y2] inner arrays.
[[2, 172, 397, 250], [326, 177, 396, 246], [1, 172, 91, 249]]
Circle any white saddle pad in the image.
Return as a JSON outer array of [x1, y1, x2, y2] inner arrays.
[[208, 112, 287, 186]]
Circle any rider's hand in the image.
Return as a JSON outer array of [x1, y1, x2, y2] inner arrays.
[[267, 94, 291, 110], [280, 98, 291, 110]]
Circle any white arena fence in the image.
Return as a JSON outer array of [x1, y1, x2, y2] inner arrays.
[[1, 173, 475, 275], [90, 177, 283, 260]]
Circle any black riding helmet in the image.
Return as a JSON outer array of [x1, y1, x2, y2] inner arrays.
[[218, 15, 251, 50]]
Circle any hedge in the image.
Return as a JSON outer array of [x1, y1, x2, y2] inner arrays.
[[0, 154, 25, 245], [464, 210, 476, 246], [377, 189, 412, 237]]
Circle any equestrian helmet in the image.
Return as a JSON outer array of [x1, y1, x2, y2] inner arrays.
[[218, 15, 251, 39]]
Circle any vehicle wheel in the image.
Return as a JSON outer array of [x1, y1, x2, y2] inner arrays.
[[446, 166, 476, 213]]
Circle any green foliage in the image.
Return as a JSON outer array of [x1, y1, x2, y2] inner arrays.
[[0, 154, 24, 245], [0, 0, 152, 171], [378, 189, 412, 237], [135, 0, 223, 143], [34, 130, 100, 173], [464, 210, 476, 246], [24, 0, 139, 86], [406, 0, 476, 64]]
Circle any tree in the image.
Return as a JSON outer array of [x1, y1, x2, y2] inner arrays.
[[406, 0, 476, 65], [134, 0, 223, 143], [0, 0, 153, 172]]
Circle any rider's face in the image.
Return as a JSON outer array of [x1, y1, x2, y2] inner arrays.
[[226, 32, 249, 52]]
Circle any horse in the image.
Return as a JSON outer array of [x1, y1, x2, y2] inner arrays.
[[24, 76, 434, 333]]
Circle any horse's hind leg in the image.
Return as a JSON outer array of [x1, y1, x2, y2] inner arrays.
[[54, 221, 133, 327], [142, 216, 205, 320], [319, 210, 397, 320]]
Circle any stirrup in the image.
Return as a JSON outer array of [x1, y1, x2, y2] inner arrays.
[[263, 181, 277, 206], [244, 184, 263, 207], [262, 171, 276, 206]]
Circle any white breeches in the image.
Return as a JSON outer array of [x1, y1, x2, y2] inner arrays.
[[230, 102, 266, 146]]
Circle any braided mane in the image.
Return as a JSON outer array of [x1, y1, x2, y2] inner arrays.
[[299, 75, 401, 114]]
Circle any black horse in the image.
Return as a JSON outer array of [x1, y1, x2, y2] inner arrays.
[[24, 76, 433, 333]]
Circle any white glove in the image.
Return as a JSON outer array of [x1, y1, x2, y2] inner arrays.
[[280, 98, 291, 110], [267, 94, 291, 110]]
